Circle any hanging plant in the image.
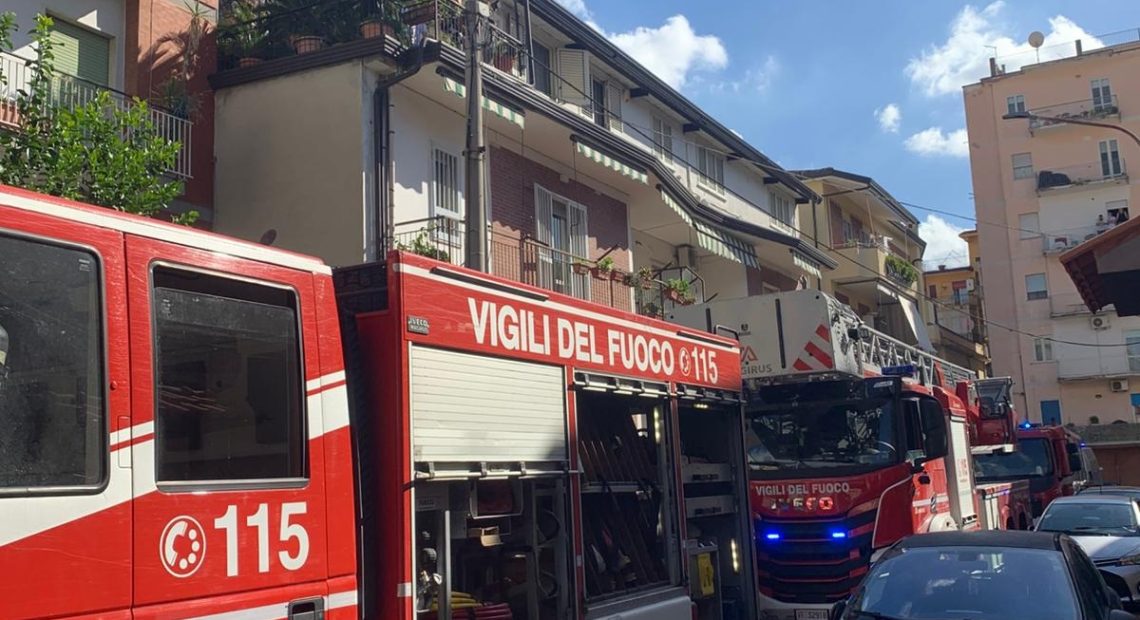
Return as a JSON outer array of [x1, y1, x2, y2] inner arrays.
[[884, 254, 918, 286], [664, 278, 695, 305], [592, 256, 614, 279]]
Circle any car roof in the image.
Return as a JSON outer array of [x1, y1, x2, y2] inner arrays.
[[1082, 486, 1140, 493], [897, 530, 1062, 551], [1049, 494, 1138, 505]]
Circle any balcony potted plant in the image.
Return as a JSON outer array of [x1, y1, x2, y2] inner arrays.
[[359, 0, 404, 39], [635, 266, 655, 290], [572, 260, 592, 276], [592, 256, 615, 280], [218, 0, 267, 68], [884, 254, 918, 286], [640, 301, 662, 319], [398, 230, 450, 263], [266, 0, 327, 54], [664, 278, 695, 305]]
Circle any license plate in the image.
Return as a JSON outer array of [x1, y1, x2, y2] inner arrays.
[[795, 610, 828, 620]]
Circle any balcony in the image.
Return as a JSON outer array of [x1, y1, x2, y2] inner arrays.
[[217, 0, 529, 83], [394, 217, 638, 314], [1058, 354, 1139, 381], [832, 240, 919, 292], [1029, 95, 1121, 132], [1050, 292, 1101, 318], [0, 52, 192, 178], [1037, 161, 1127, 194]]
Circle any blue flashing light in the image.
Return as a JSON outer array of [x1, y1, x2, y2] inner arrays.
[[1021, 421, 1033, 429], [830, 531, 848, 540], [1081, 442, 1088, 448], [882, 364, 916, 377], [765, 532, 781, 541]]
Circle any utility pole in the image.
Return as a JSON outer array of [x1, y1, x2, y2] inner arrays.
[[464, 0, 488, 272]]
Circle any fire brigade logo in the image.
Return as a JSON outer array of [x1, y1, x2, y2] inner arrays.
[[678, 347, 692, 376], [741, 345, 759, 363], [159, 515, 206, 578]]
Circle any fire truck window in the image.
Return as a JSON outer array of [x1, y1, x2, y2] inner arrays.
[[153, 269, 304, 484], [0, 234, 103, 491]]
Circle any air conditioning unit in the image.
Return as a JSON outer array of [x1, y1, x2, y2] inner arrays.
[[965, 278, 976, 291], [1111, 379, 1130, 393], [1090, 315, 1111, 331]]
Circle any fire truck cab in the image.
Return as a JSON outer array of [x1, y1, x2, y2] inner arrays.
[[668, 289, 1030, 620]]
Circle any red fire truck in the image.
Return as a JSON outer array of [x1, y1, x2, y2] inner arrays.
[[0, 186, 756, 620], [668, 290, 1031, 620], [975, 423, 1088, 518]]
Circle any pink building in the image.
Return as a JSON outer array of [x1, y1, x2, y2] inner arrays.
[[965, 36, 1140, 426]]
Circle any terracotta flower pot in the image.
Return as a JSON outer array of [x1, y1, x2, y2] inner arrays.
[[238, 57, 263, 69], [292, 35, 324, 55]]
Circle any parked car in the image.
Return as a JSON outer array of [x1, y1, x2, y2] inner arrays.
[[1036, 495, 1140, 608], [1079, 486, 1140, 500], [828, 530, 1133, 620]]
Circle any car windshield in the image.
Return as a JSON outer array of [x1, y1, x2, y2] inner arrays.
[[973, 438, 1051, 480], [1037, 502, 1139, 536], [849, 546, 1079, 620], [745, 397, 897, 473]]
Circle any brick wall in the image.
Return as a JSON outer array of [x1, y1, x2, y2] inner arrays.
[[489, 146, 631, 311], [126, 0, 217, 219]]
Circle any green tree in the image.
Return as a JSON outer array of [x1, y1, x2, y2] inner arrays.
[[0, 14, 196, 224]]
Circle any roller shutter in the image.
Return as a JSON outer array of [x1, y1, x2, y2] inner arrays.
[[49, 20, 110, 86], [409, 345, 567, 464]]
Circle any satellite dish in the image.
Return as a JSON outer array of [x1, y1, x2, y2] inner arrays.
[[1028, 31, 1045, 48], [259, 229, 277, 246]]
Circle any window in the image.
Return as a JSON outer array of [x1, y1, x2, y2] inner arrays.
[[1006, 94, 1026, 115], [532, 42, 552, 96], [1012, 152, 1034, 180], [1100, 139, 1123, 177], [770, 191, 795, 228], [0, 234, 103, 490], [1107, 199, 1130, 226], [432, 147, 462, 224], [591, 78, 606, 126], [1034, 337, 1054, 362], [154, 269, 305, 484], [652, 116, 673, 161], [1091, 78, 1113, 112], [49, 19, 111, 86], [1025, 273, 1048, 300], [534, 185, 589, 300], [697, 146, 725, 194], [951, 281, 969, 305], [1018, 213, 1040, 239], [1127, 330, 1140, 373], [1066, 538, 1113, 617]]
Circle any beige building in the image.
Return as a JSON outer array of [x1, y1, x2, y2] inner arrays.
[[924, 230, 990, 376], [795, 169, 934, 350], [965, 37, 1140, 425]]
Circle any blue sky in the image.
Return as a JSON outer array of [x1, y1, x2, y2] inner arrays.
[[556, 1, 1140, 266]]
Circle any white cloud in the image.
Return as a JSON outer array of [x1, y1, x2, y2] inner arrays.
[[607, 15, 728, 89], [904, 127, 969, 158], [875, 103, 902, 133], [919, 215, 970, 269], [906, 1, 1103, 97], [555, 0, 592, 20]]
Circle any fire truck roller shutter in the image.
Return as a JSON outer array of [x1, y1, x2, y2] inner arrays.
[[409, 345, 568, 464]]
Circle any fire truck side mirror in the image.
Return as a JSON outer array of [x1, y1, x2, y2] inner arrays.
[[1067, 444, 1084, 473], [919, 399, 949, 461]]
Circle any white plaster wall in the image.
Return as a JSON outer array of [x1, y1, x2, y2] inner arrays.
[[390, 83, 468, 228], [6, 1, 125, 89]]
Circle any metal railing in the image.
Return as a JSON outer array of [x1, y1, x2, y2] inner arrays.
[[217, 0, 529, 83], [1040, 226, 1102, 254], [1037, 160, 1127, 192], [0, 52, 192, 178], [1029, 95, 1121, 131]]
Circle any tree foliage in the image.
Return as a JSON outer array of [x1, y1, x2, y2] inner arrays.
[[0, 13, 195, 224]]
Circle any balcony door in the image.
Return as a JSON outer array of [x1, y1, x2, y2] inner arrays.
[[535, 184, 589, 299], [1100, 139, 1123, 178]]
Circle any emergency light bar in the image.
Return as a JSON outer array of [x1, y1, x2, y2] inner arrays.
[[881, 364, 917, 377]]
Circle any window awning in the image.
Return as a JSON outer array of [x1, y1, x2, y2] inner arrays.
[[443, 76, 525, 128], [792, 250, 822, 278], [659, 188, 692, 224], [574, 141, 649, 184], [899, 296, 934, 352], [693, 220, 760, 269]]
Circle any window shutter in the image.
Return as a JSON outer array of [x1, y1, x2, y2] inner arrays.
[[49, 20, 110, 86], [556, 48, 590, 107], [605, 82, 623, 131], [568, 202, 590, 299], [534, 185, 554, 289]]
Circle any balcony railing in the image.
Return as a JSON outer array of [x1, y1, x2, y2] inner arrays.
[[0, 52, 192, 178], [1041, 226, 1102, 254], [1029, 95, 1121, 131], [393, 217, 636, 313], [1050, 292, 1100, 318], [1037, 161, 1127, 193], [217, 0, 529, 83]]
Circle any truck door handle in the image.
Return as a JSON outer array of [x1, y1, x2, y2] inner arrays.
[[288, 598, 325, 620]]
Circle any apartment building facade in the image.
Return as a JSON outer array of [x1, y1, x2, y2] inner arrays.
[[793, 168, 933, 349], [1, 0, 216, 221], [209, 0, 835, 322], [965, 36, 1140, 425], [924, 229, 990, 375]]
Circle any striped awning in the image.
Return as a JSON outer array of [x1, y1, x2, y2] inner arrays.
[[575, 141, 649, 184], [693, 220, 760, 269], [659, 189, 692, 224], [792, 250, 822, 278], [443, 76, 525, 128]]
